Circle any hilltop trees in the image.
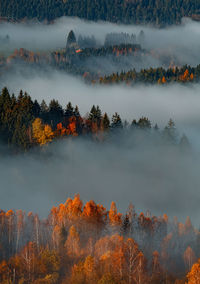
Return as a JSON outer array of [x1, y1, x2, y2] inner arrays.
[[0, 88, 35, 149], [3, 44, 200, 86], [100, 65, 199, 85], [0, 87, 190, 151], [48, 99, 64, 128]]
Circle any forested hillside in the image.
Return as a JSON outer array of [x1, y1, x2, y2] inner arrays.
[[0, 87, 189, 151], [1, 2, 200, 283], [0, 195, 200, 283], [2, 48, 200, 85], [0, 0, 200, 26], [1, 29, 200, 84], [99, 65, 200, 85]]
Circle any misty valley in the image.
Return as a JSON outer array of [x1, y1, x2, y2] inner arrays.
[[0, 4, 200, 284], [1, 27, 200, 85]]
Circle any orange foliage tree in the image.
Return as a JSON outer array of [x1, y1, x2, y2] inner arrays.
[[109, 202, 122, 227], [65, 225, 81, 258], [187, 259, 200, 284]]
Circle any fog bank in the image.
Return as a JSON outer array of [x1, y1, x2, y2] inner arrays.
[[0, 17, 200, 66], [1, 68, 200, 146], [0, 136, 200, 226], [1, 69, 200, 225], [1, 17, 200, 227]]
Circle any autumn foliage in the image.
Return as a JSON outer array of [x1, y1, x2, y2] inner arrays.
[[0, 195, 199, 283], [0, 87, 191, 151]]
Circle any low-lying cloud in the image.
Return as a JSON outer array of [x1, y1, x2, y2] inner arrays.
[[1, 66, 200, 140], [0, 68, 200, 226], [1, 17, 200, 227], [0, 135, 200, 227], [0, 17, 200, 67]]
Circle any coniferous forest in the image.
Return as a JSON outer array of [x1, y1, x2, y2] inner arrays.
[[0, 0, 200, 26], [1, 2, 200, 284], [0, 86, 192, 152]]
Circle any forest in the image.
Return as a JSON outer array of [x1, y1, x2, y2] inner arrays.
[[2, 47, 200, 85], [0, 7, 200, 284], [1, 29, 200, 86], [0, 0, 200, 26], [0, 30, 146, 80], [0, 194, 200, 283], [99, 65, 199, 85], [0, 87, 190, 152]]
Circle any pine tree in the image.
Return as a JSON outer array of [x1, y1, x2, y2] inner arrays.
[[65, 102, 74, 118], [102, 113, 110, 130], [111, 112, 123, 129], [137, 117, 151, 129], [67, 30, 76, 46]]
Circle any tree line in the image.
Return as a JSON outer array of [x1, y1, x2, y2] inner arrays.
[[0, 194, 200, 283], [0, 87, 189, 151], [99, 65, 200, 85], [71, 31, 144, 49], [4, 45, 200, 85], [0, 0, 200, 26]]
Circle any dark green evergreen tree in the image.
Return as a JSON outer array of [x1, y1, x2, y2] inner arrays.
[[74, 105, 80, 117], [111, 112, 123, 129], [137, 117, 151, 129], [48, 99, 64, 128], [102, 113, 110, 130], [67, 30, 76, 46], [65, 102, 74, 118], [40, 100, 49, 122]]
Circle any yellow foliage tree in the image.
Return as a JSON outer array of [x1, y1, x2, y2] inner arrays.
[[44, 124, 54, 143], [32, 118, 54, 145]]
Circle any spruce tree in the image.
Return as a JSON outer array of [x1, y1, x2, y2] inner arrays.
[[111, 112, 123, 129], [67, 30, 76, 46]]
